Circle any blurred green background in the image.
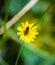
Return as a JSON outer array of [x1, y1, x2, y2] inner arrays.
[[0, 0, 55, 65]]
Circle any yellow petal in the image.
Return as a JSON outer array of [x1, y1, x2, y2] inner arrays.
[[17, 32, 20, 35], [17, 26, 22, 31], [32, 26, 37, 29], [25, 21, 28, 26], [29, 23, 34, 28], [21, 22, 24, 27]]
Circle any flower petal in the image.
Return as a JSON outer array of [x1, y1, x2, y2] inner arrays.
[[17, 26, 22, 31]]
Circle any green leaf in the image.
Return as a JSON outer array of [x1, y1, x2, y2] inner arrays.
[[0, 57, 9, 65]]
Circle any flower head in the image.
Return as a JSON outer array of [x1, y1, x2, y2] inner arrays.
[[17, 21, 38, 43]]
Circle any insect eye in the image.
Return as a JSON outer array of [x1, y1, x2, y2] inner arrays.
[[26, 27, 29, 30]]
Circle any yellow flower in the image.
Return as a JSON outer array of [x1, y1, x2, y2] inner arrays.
[[17, 21, 38, 43]]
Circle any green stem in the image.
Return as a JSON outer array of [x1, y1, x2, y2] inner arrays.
[[15, 46, 23, 65]]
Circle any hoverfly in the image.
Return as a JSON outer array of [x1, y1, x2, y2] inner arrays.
[[24, 27, 29, 35]]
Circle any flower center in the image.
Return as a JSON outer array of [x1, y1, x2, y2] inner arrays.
[[24, 27, 29, 36]]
